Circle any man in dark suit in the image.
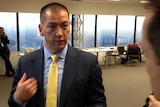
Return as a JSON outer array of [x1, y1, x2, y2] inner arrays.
[[8, 2, 107, 107], [0, 27, 15, 76]]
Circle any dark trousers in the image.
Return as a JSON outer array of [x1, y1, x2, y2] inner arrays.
[[0, 51, 14, 74]]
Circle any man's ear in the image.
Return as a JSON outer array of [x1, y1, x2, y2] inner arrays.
[[39, 24, 44, 37]]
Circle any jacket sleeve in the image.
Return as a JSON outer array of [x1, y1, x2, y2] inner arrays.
[[8, 57, 24, 107], [87, 57, 107, 107], [2, 35, 10, 44]]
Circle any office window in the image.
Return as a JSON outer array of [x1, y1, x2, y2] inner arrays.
[[97, 15, 116, 47], [19, 13, 43, 51], [83, 14, 95, 48], [0, 12, 17, 51], [117, 15, 135, 46], [135, 16, 145, 44], [67, 14, 72, 45]]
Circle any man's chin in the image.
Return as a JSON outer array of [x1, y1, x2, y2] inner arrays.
[[56, 44, 65, 50]]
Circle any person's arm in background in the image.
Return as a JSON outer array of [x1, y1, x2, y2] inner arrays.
[[1, 32, 9, 44]]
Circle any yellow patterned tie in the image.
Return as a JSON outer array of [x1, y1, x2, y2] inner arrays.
[[46, 55, 58, 107]]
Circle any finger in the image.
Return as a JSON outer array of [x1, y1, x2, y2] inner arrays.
[[29, 84, 38, 95], [149, 95, 156, 102], [24, 78, 37, 89], [24, 78, 37, 85], [19, 73, 27, 84], [27, 79, 38, 89], [24, 79, 38, 95]]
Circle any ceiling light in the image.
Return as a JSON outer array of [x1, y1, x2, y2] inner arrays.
[[140, 0, 149, 3], [107, 0, 120, 1]]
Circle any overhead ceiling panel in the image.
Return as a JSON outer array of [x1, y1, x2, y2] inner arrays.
[[66, 0, 149, 4]]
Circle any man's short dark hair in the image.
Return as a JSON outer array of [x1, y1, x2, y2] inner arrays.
[[40, 2, 69, 24]]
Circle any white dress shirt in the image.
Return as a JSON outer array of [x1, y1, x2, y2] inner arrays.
[[43, 44, 68, 106]]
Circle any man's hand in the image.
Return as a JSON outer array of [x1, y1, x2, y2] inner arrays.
[[149, 95, 160, 107], [15, 73, 38, 102]]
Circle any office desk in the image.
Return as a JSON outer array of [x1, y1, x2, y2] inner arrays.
[[81, 47, 118, 68], [82, 48, 108, 55]]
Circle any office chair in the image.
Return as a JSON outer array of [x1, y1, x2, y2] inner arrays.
[[126, 46, 141, 63], [117, 46, 125, 54], [117, 46, 127, 64], [128, 43, 138, 47]]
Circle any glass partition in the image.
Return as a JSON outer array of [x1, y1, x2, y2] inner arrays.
[[0, 12, 17, 51], [83, 14, 95, 48], [19, 13, 43, 51], [135, 16, 145, 44], [117, 15, 135, 46], [0, 12, 145, 51], [97, 15, 116, 47]]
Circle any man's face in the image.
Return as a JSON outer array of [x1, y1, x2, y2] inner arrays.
[[140, 11, 160, 81], [140, 11, 160, 100], [39, 10, 70, 53]]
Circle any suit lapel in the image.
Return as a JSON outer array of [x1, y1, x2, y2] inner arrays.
[[59, 46, 77, 107], [30, 48, 44, 86], [30, 48, 45, 106]]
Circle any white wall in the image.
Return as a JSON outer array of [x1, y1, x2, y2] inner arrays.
[[0, 52, 20, 75]]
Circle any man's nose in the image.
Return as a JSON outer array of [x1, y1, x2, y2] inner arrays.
[[55, 27, 63, 36]]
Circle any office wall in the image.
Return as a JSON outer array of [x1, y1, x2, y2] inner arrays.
[[0, 52, 20, 75], [0, 0, 146, 15]]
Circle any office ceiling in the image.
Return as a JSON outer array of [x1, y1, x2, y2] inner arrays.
[[68, 0, 149, 4]]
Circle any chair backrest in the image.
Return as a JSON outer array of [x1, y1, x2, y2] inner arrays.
[[128, 44, 138, 47], [117, 46, 125, 54], [127, 46, 140, 55]]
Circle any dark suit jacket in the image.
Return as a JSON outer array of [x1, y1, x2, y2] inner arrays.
[[0, 35, 10, 56], [8, 45, 107, 107]]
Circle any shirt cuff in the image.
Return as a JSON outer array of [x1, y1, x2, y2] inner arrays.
[[13, 93, 27, 107]]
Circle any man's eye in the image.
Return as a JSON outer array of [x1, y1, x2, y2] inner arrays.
[[48, 25, 55, 28], [63, 24, 68, 29], [47, 24, 56, 28]]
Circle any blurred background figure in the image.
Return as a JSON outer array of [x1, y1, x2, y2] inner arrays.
[[0, 27, 15, 77]]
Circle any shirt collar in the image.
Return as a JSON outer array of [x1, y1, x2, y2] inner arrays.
[[44, 44, 68, 60]]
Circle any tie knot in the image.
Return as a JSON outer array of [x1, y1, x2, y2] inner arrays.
[[51, 55, 58, 62]]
